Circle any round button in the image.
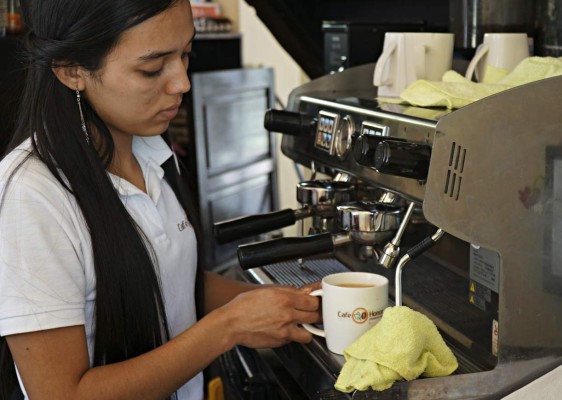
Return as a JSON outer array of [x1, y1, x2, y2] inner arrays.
[[334, 115, 355, 159], [353, 134, 385, 166]]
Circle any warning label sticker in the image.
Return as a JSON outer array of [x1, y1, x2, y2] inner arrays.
[[470, 245, 500, 293]]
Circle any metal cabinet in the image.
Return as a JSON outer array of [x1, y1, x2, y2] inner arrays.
[[187, 67, 277, 272]]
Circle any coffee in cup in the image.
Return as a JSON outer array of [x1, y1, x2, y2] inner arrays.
[[336, 283, 376, 288], [373, 32, 454, 97], [303, 272, 388, 355]]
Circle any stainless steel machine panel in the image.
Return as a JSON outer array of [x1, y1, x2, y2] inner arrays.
[[425, 75, 562, 358]]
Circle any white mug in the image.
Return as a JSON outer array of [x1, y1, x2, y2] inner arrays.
[[373, 32, 454, 97], [303, 272, 388, 355], [465, 33, 530, 82]]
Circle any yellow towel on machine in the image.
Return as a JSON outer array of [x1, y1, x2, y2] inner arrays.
[[378, 56, 562, 109], [334, 306, 458, 393]]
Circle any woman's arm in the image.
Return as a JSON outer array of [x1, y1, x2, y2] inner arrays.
[[8, 280, 319, 400], [205, 272, 322, 316], [7, 315, 228, 400], [203, 270, 261, 313], [204, 270, 322, 314]]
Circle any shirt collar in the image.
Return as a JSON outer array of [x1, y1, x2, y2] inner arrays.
[[132, 135, 173, 167], [109, 135, 173, 199]]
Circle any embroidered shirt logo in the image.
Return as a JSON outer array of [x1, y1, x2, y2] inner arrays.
[[177, 213, 190, 232]]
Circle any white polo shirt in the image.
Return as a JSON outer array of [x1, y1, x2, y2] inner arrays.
[[0, 136, 203, 399]]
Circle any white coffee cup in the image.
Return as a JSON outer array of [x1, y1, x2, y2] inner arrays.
[[373, 32, 454, 97], [303, 272, 388, 355], [465, 33, 530, 82]]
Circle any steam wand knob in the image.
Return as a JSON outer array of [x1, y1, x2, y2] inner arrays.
[[374, 140, 431, 180], [352, 134, 384, 166]]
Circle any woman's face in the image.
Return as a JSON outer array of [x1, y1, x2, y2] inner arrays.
[[82, 0, 194, 141]]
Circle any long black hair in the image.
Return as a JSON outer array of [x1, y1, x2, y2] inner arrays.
[[0, 0, 189, 396]]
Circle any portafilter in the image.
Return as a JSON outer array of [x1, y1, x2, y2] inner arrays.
[[337, 201, 403, 244], [213, 180, 355, 244], [237, 201, 404, 270]]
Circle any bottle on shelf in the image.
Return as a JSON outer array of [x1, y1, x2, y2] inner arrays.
[[6, 0, 22, 36], [0, 0, 8, 37]]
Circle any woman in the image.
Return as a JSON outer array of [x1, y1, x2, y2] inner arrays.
[[0, 0, 320, 399]]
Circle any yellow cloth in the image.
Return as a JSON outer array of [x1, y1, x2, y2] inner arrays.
[[378, 57, 562, 109], [334, 306, 458, 393], [480, 64, 510, 83]]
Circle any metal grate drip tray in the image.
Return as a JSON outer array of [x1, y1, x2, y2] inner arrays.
[[260, 258, 350, 287]]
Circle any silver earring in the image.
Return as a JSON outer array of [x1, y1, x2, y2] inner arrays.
[[76, 89, 90, 145]]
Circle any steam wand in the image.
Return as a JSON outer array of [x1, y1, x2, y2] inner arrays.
[[378, 201, 416, 268], [395, 228, 445, 306]]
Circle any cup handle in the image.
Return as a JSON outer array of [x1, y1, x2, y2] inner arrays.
[[302, 289, 325, 337], [414, 45, 427, 80], [465, 43, 489, 81], [373, 41, 397, 87]]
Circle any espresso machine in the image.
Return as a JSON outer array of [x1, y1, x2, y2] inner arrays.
[[213, 63, 562, 399]]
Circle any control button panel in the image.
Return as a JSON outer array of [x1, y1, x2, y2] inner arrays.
[[315, 111, 340, 153], [361, 121, 389, 137]]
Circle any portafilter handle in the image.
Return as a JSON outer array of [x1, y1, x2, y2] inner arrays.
[[213, 208, 312, 245], [237, 233, 351, 270]]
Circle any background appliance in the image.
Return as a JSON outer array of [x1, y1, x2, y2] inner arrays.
[[241, 0, 562, 79], [242, 0, 449, 79], [322, 20, 427, 74], [448, 0, 535, 51]]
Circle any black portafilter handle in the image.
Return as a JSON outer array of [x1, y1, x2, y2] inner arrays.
[[237, 233, 335, 270], [264, 109, 317, 136], [214, 209, 302, 245]]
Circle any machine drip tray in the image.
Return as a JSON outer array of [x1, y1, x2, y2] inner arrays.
[[257, 258, 350, 287], [243, 257, 496, 398]]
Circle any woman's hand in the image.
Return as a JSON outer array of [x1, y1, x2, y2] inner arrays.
[[215, 286, 320, 349], [300, 280, 322, 292]]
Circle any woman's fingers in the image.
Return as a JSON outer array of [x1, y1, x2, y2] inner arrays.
[[292, 309, 320, 325], [287, 325, 314, 344], [300, 280, 322, 292], [293, 292, 320, 312]]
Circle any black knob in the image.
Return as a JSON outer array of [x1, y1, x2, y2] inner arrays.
[[353, 135, 385, 166], [264, 109, 317, 136], [374, 140, 431, 180]]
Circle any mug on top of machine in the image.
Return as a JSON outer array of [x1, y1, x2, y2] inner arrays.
[[302, 272, 389, 355], [373, 32, 455, 98], [464, 33, 530, 83]]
